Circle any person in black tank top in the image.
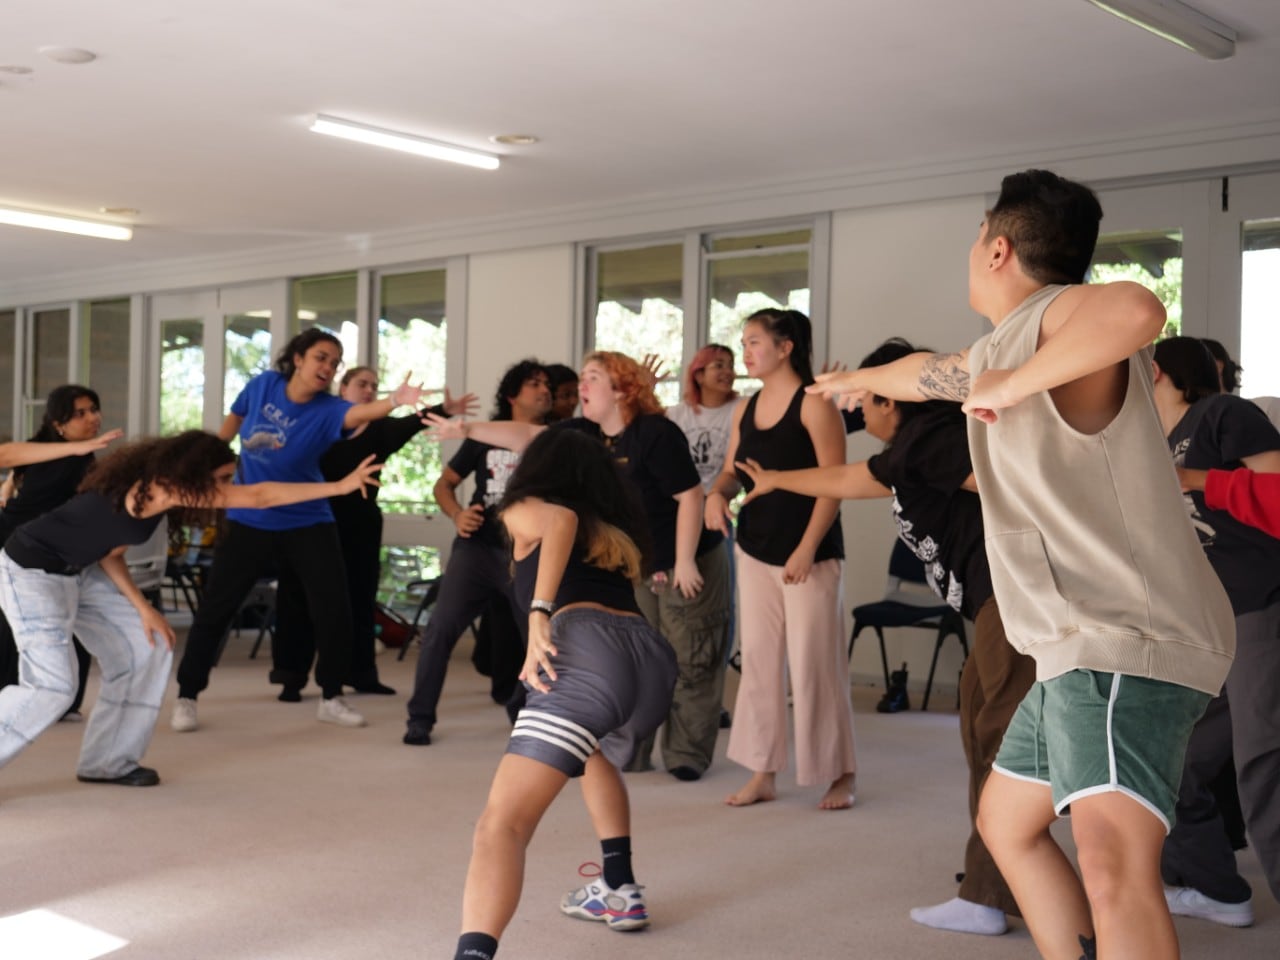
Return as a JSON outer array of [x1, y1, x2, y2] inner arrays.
[[706, 308, 857, 811], [449, 429, 676, 960], [0, 430, 380, 795]]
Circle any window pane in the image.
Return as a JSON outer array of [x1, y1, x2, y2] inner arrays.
[[1090, 231, 1183, 337], [224, 312, 272, 413], [160, 318, 204, 434], [292, 272, 358, 359], [1240, 218, 1280, 399], [378, 270, 447, 511], [32, 307, 71, 412], [708, 252, 810, 395], [710, 228, 811, 254], [85, 299, 130, 430], [593, 244, 683, 405], [0, 311, 14, 441]]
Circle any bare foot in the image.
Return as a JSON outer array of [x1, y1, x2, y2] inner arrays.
[[818, 773, 856, 810], [725, 772, 777, 807]]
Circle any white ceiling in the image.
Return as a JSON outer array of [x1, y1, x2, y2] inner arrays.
[[2, 0, 1279, 299]]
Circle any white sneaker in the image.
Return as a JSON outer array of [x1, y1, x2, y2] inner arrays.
[[1165, 886, 1253, 927], [171, 698, 198, 732], [560, 873, 648, 931], [317, 696, 366, 727]]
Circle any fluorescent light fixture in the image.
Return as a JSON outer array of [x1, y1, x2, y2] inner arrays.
[[310, 115, 500, 170], [296, 308, 318, 321], [0, 206, 132, 241], [1084, 0, 1236, 60]]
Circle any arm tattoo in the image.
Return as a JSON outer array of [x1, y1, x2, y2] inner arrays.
[[919, 352, 970, 401]]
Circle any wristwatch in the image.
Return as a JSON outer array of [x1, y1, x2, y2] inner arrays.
[[530, 599, 556, 617]]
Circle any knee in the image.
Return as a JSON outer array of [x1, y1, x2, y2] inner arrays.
[[1076, 843, 1127, 913], [472, 805, 533, 855]]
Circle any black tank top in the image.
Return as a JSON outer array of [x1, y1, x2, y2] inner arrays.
[[4, 491, 163, 574], [513, 544, 641, 615], [734, 386, 843, 566]]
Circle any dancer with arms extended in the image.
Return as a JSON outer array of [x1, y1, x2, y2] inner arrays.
[[450, 428, 676, 960], [814, 169, 1234, 960], [0, 430, 379, 792]]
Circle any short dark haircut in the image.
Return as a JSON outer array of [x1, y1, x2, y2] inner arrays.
[[33, 384, 101, 442], [857, 338, 953, 440], [743, 308, 815, 384], [275, 328, 343, 379], [545, 363, 578, 392], [494, 359, 549, 421], [1153, 336, 1221, 405], [1199, 338, 1242, 393], [986, 170, 1103, 285]]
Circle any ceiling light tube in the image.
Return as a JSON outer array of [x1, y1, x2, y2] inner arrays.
[[1084, 0, 1236, 60], [310, 115, 500, 170], [0, 206, 132, 240]]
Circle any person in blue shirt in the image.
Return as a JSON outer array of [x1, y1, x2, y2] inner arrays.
[[170, 328, 423, 733]]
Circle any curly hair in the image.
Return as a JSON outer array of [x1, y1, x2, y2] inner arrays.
[[499, 428, 651, 580], [582, 350, 663, 425], [80, 431, 237, 543], [682, 344, 737, 409], [494, 359, 549, 421]]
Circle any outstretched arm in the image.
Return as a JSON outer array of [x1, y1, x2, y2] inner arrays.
[[144, 456, 382, 515], [737, 459, 891, 505], [0, 429, 124, 468], [424, 414, 546, 453], [343, 372, 425, 429], [810, 351, 970, 410]]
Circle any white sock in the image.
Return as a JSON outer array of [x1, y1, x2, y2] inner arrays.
[[909, 897, 1008, 936]]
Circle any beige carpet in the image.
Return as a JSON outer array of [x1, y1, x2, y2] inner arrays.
[[1, 631, 1275, 960]]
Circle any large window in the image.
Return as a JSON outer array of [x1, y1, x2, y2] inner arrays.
[[1090, 231, 1183, 337], [592, 243, 684, 404], [223, 312, 272, 415], [160, 318, 205, 434], [377, 269, 447, 510], [707, 228, 811, 395], [84, 299, 131, 433], [27, 307, 71, 433], [1240, 218, 1280, 399], [0, 310, 14, 441], [588, 223, 817, 404], [291, 272, 359, 359]]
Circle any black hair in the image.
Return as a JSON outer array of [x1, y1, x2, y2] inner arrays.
[[274, 328, 343, 379], [80, 430, 237, 548], [857, 338, 954, 441], [493, 359, 549, 421], [545, 363, 579, 392], [743, 308, 815, 384], [986, 169, 1103, 285], [32, 384, 101, 443], [1153, 336, 1222, 404], [1199, 338, 1242, 393], [499, 428, 652, 574]]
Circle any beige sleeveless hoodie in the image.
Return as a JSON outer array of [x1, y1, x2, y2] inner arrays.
[[967, 285, 1234, 696]]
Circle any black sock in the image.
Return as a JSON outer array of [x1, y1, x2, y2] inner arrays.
[[601, 835, 634, 888], [455, 932, 498, 960]]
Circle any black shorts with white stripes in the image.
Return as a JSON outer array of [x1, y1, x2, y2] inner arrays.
[[507, 607, 676, 777]]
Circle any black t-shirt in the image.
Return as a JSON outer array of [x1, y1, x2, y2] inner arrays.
[[448, 438, 523, 548], [1168, 393, 1280, 615], [866, 404, 991, 620], [5, 491, 163, 573], [0, 451, 95, 544], [553, 415, 720, 571]]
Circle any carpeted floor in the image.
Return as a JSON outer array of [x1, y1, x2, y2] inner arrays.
[[1, 630, 1275, 959]]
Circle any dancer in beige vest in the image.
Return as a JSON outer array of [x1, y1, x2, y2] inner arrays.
[[813, 169, 1234, 960]]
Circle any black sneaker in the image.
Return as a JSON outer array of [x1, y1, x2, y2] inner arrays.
[[403, 721, 432, 746]]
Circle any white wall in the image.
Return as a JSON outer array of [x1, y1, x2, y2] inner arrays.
[[827, 194, 988, 690]]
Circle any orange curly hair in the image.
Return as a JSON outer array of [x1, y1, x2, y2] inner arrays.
[[582, 351, 663, 425]]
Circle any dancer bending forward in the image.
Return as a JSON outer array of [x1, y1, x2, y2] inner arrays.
[[451, 428, 676, 960]]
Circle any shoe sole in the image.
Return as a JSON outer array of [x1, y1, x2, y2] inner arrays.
[[560, 903, 649, 931], [1168, 909, 1253, 928]]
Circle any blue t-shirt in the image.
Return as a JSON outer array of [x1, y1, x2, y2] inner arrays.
[[226, 371, 353, 531]]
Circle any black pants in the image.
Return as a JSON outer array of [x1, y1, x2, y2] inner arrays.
[[405, 536, 525, 731], [176, 521, 353, 700], [273, 506, 385, 688]]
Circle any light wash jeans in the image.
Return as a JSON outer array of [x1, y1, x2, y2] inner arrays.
[[0, 552, 172, 779]]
